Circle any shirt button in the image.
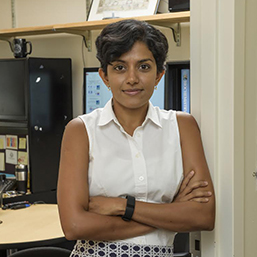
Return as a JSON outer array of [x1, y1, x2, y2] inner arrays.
[[139, 176, 144, 181], [135, 153, 140, 158]]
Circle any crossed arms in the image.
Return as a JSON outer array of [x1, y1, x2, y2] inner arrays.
[[57, 112, 215, 241]]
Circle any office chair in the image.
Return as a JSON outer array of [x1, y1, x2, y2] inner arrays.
[[174, 253, 191, 257], [8, 247, 71, 257]]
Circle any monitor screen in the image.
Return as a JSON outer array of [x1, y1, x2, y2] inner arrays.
[[0, 59, 27, 121], [83, 67, 165, 114], [169, 0, 190, 12]]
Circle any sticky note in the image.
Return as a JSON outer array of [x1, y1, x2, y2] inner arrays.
[[18, 151, 28, 165], [0, 152, 5, 171], [19, 138, 27, 149]]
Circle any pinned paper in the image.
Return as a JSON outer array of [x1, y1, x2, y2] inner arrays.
[[18, 151, 28, 165], [0, 152, 5, 171], [6, 149, 18, 165], [0, 136, 6, 149], [6, 135, 18, 150], [19, 138, 27, 149]]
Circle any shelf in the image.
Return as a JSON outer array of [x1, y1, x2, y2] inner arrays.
[[0, 12, 190, 38]]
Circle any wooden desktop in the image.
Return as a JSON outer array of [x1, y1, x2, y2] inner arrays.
[[0, 204, 65, 251]]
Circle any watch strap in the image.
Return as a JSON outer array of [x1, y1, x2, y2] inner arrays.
[[122, 195, 135, 221]]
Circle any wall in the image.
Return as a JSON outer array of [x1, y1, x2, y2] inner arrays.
[[0, 0, 87, 29], [191, 0, 257, 256], [0, 0, 190, 118], [244, 0, 257, 255]]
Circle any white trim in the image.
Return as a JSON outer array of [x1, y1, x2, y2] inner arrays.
[[233, 0, 245, 256], [191, 0, 217, 256], [191, 0, 246, 256]]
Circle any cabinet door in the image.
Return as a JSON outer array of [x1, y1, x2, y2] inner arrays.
[[28, 58, 72, 193]]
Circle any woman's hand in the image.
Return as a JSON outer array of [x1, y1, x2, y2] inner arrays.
[[89, 170, 212, 218], [89, 196, 125, 216], [174, 170, 212, 203]]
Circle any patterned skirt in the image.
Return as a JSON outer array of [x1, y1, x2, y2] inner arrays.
[[70, 240, 173, 257]]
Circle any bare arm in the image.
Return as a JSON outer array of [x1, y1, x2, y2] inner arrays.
[[57, 118, 155, 241], [133, 112, 215, 231], [89, 113, 215, 232]]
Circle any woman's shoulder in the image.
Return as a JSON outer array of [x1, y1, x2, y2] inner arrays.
[[176, 111, 199, 129], [61, 117, 89, 150], [175, 111, 201, 143], [65, 117, 86, 135]]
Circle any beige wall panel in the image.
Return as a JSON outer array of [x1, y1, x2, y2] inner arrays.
[[0, 1, 12, 29], [244, 0, 257, 256], [15, 0, 87, 27]]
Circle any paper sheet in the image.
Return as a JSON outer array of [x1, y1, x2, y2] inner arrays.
[[0, 136, 6, 149], [6, 135, 18, 150], [6, 149, 18, 165], [18, 151, 28, 165], [0, 152, 5, 171], [19, 138, 27, 149]]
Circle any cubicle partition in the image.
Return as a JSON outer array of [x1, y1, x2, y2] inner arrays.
[[0, 58, 72, 195]]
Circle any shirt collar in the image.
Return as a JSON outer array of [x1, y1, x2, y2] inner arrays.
[[98, 99, 115, 126], [98, 99, 162, 128], [144, 101, 162, 128]]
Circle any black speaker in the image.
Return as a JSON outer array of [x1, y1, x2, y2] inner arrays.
[[169, 0, 190, 12]]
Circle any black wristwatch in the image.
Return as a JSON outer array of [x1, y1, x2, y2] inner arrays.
[[122, 195, 135, 221]]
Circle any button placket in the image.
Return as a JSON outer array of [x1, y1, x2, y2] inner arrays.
[[127, 135, 147, 201]]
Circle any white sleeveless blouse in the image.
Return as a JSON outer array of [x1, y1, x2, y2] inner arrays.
[[78, 100, 183, 247]]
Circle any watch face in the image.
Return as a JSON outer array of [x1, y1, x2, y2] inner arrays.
[[14, 44, 22, 54]]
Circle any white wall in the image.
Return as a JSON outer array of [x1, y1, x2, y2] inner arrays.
[[191, 0, 257, 256], [0, 1, 190, 117], [244, 0, 257, 256]]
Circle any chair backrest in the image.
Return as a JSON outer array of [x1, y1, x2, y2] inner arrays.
[[8, 246, 71, 257]]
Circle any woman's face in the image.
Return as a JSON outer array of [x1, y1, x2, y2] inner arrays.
[[99, 41, 164, 112]]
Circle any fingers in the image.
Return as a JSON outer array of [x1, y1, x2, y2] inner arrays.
[[190, 189, 212, 198], [190, 197, 211, 203], [179, 170, 195, 193], [187, 190, 212, 202], [182, 180, 209, 195]]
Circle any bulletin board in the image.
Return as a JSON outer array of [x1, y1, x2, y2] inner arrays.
[[0, 134, 28, 176]]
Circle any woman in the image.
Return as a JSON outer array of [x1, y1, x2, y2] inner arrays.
[[57, 19, 215, 257]]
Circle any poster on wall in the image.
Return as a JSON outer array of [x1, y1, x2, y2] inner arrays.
[[87, 0, 160, 21]]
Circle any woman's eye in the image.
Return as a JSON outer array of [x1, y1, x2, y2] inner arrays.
[[114, 65, 125, 71], [140, 64, 150, 70]]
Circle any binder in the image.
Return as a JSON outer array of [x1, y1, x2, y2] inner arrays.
[[181, 69, 190, 113]]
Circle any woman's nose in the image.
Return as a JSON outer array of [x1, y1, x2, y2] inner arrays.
[[126, 68, 139, 85]]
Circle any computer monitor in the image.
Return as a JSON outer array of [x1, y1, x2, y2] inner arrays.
[[0, 59, 28, 122], [83, 67, 166, 114], [169, 0, 190, 12]]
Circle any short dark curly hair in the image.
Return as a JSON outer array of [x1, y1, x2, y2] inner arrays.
[[95, 19, 169, 75]]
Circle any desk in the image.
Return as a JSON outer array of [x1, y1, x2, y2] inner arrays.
[[0, 204, 66, 250]]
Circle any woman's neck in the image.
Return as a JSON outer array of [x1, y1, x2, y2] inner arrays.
[[112, 102, 149, 136]]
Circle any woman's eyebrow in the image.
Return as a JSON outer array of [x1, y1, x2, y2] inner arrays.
[[138, 58, 154, 63], [111, 58, 154, 64]]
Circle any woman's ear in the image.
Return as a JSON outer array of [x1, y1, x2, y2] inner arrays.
[[98, 68, 109, 88], [155, 70, 165, 85]]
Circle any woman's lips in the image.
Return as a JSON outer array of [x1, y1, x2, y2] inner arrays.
[[122, 89, 143, 96]]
